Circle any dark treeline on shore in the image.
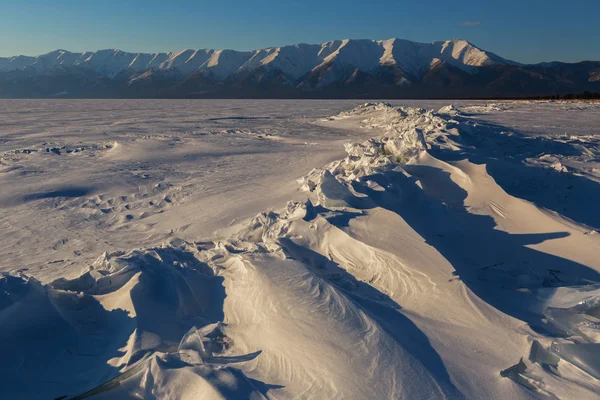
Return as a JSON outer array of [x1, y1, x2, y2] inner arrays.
[[530, 91, 600, 100]]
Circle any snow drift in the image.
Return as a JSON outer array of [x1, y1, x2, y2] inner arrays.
[[2, 101, 600, 399]]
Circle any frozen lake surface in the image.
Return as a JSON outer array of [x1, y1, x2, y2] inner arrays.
[[1, 99, 600, 399], [0, 100, 376, 281]]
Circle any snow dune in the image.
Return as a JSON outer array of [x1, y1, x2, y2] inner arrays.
[[1, 100, 600, 399]]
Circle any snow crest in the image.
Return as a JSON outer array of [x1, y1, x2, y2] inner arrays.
[[304, 103, 448, 198], [2, 102, 600, 399]]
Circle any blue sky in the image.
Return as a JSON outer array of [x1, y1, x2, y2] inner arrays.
[[1, 0, 598, 63]]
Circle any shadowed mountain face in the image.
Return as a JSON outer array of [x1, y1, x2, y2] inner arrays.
[[0, 38, 599, 98]]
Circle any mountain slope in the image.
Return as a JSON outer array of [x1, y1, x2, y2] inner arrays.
[[0, 38, 598, 98]]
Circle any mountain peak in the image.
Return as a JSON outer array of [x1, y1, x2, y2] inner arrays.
[[0, 38, 519, 79], [2, 37, 594, 99]]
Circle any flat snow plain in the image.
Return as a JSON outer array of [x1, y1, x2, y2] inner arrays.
[[1, 99, 600, 399]]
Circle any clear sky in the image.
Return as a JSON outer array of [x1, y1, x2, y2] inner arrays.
[[1, 0, 598, 63]]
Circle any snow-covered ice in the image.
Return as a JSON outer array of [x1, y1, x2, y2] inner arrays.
[[1, 99, 600, 399]]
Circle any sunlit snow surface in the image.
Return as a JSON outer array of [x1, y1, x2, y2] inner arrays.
[[1, 99, 600, 399]]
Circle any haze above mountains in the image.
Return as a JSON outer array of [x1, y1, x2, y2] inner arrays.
[[1, 38, 598, 98]]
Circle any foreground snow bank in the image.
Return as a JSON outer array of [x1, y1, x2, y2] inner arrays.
[[0, 240, 249, 399], [2, 102, 600, 399]]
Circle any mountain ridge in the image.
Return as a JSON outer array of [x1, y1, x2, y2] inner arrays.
[[0, 38, 513, 78], [0, 38, 598, 98]]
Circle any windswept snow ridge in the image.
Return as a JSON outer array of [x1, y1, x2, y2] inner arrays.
[[2, 101, 600, 399]]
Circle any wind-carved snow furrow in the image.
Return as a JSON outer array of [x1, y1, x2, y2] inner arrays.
[[213, 210, 455, 399], [307, 102, 600, 399], [3, 102, 600, 399], [0, 239, 270, 399], [219, 253, 382, 398], [0, 103, 491, 398], [315, 220, 437, 301]]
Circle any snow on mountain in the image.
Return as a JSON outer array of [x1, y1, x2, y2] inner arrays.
[[322, 39, 385, 72], [202, 49, 254, 80], [128, 52, 169, 71], [0, 38, 515, 81], [3, 39, 597, 98], [0, 55, 37, 71], [30, 50, 88, 72], [239, 43, 326, 80], [83, 49, 139, 78], [158, 49, 213, 75], [381, 38, 516, 76], [439, 39, 512, 66]]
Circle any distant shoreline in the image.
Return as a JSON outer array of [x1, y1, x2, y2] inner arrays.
[[0, 95, 598, 101]]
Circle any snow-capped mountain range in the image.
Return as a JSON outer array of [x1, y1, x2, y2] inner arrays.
[[0, 39, 513, 78], [0, 38, 598, 98]]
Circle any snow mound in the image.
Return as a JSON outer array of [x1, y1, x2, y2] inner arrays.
[[437, 104, 461, 116], [81, 323, 265, 400], [305, 103, 450, 205], [2, 101, 600, 399], [0, 239, 238, 399], [501, 286, 600, 397]]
